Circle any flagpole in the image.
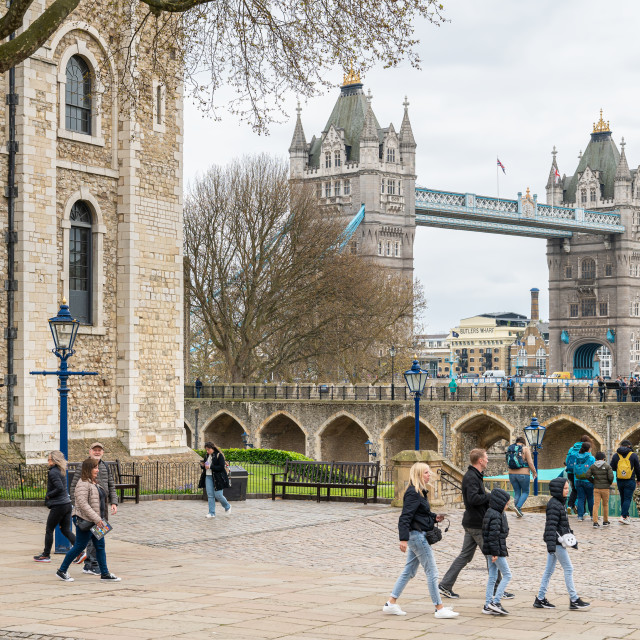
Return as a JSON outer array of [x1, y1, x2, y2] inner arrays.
[[496, 156, 499, 199]]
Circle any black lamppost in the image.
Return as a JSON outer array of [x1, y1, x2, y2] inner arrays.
[[241, 431, 254, 449], [30, 299, 97, 552], [364, 439, 377, 459], [403, 359, 429, 450], [389, 345, 396, 400], [524, 414, 546, 496]]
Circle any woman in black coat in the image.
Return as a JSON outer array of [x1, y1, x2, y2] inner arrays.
[[33, 451, 76, 562], [198, 441, 231, 518], [382, 462, 459, 619], [534, 477, 590, 610]]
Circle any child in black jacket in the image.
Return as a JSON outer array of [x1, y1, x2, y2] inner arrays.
[[481, 488, 512, 615]]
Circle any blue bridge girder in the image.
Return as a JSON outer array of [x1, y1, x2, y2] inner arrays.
[[414, 188, 625, 238]]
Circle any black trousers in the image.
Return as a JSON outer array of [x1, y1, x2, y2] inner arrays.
[[567, 473, 577, 509], [43, 503, 75, 556]]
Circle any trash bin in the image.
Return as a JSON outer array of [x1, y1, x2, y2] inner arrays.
[[202, 465, 248, 502]]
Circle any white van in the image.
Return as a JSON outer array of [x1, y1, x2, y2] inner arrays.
[[483, 370, 506, 379]]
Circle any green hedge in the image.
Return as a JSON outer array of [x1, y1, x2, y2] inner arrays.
[[193, 448, 312, 465]]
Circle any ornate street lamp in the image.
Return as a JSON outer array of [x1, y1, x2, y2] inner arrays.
[[30, 299, 97, 551], [364, 439, 377, 459], [241, 431, 254, 449], [524, 414, 546, 496], [389, 345, 396, 400], [403, 359, 429, 450]]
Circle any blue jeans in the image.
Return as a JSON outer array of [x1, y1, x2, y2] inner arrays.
[[59, 526, 108, 576], [537, 546, 578, 601], [390, 530, 442, 606], [486, 556, 511, 604], [205, 475, 230, 515], [575, 479, 594, 518], [617, 478, 636, 518], [509, 474, 530, 509]]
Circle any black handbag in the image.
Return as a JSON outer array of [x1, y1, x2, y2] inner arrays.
[[74, 516, 94, 532], [425, 519, 450, 545]]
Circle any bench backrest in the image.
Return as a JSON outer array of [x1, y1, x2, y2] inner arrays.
[[282, 460, 379, 484]]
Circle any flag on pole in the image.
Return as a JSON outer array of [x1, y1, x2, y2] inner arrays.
[[452, 331, 460, 338], [554, 166, 561, 184], [497, 158, 506, 174]]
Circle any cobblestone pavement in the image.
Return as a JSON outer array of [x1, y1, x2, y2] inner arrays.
[[1, 499, 640, 639]]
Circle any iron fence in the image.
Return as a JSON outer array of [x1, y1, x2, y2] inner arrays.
[[186, 383, 625, 403], [0, 461, 395, 501]]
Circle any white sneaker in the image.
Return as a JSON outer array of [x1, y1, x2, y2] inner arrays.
[[206, 513, 215, 518], [621, 517, 631, 525], [225, 506, 232, 514], [434, 607, 459, 619], [382, 602, 406, 616]]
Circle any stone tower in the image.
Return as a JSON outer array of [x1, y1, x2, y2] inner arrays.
[[289, 71, 416, 278], [0, 5, 186, 461], [546, 110, 640, 377]]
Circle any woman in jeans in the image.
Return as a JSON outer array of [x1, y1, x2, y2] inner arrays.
[[507, 437, 537, 517], [382, 462, 459, 619], [573, 442, 595, 522], [33, 451, 75, 562], [198, 441, 231, 518], [56, 457, 120, 582], [534, 477, 589, 610]]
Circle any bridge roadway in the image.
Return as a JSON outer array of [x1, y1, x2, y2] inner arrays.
[[184, 384, 640, 471]]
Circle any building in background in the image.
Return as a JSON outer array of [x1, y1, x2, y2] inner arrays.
[[415, 334, 449, 376]]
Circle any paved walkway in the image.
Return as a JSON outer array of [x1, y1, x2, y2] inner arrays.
[[1, 500, 639, 639]]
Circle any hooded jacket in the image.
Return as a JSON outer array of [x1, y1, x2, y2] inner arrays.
[[588, 460, 614, 489], [398, 484, 437, 541], [564, 441, 582, 474], [573, 450, 596, 479], [45, 465, 71, 509], [610, 446, 640, 482], [543, 477, 572, 553], [461, 465, 490, 529], [481, 488, 510, 557]]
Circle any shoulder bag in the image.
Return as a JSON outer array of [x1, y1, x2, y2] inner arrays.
[[425, 518, 450, 545]]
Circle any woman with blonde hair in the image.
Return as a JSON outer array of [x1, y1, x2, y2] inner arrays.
[[55, 457, 120, 582], [33, 451, 76, 562], [382, 462, 459, 619]]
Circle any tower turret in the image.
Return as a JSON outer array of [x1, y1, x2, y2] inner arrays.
[[289, 102, 307, 179], [545, 146, 563, 206], [399, 96, 416, 175], [614, 137, 632, 203]]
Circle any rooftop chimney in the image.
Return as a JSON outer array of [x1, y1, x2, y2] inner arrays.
[[530, 288, 539, 323]]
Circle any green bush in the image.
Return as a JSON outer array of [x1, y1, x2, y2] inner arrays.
[[193, 447, 312, 465]]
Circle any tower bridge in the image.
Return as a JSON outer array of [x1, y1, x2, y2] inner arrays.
[[290, 73, 640, 379]]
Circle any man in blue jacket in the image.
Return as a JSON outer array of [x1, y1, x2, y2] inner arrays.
[[438, 448, 513, 600]]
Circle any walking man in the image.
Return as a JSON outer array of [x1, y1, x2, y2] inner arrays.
[[438, 448, 513, 600], [597, 376, 605, 402], [70, 442, 117, 575]]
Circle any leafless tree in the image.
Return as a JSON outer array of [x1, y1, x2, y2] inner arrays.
[[185, 154, 417, 382]]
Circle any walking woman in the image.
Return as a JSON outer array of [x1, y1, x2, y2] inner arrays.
[[506, 436, 537, 517], [198, 441, 231, 518], [573, 442, 595, 522], [33, 451, 75, 562], [56, 457, 121, 582], [383, 462, 459, 619]]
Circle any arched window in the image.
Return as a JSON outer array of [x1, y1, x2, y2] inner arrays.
[[581, 189, 587, 204], [65, 56, 92, 134], [581, 258, 596, 279], [69, 201, 93, 323]]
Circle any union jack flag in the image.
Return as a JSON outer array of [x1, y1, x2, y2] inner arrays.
[[497, 158, 506, 174]]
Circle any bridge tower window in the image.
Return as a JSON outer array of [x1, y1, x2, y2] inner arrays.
[[381, 179, 385, 194], [343, 180, 351, 195], [377, 241, 383, 255], [590, 188, 596, 202], [325, 152, 331, 168], [334, 181, 341, 196], [581, 189, 587, 204], [569, 303, 578, 317], [564, 265, 572, 278], [581, 297, 596, 317], [599, 302, 608, 316], [334, 150, 341, 167], [605, 263, 612, 277], [386, 147, 395, 163], [581, 258, 596, 279]]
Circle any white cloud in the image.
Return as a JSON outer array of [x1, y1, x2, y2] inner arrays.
[[185, 0, 639, 333]]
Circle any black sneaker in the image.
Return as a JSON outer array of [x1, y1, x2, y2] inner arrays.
[[570, 598, 590, 610], [438, 585, 459, 599], [482, 604, 500, 615], [488, 602, 509, 615], [593, 522, 600, 528], [502, 591, 515, 600], [33, 554, 51, 562], [514, 505, 523, 518], [83, 567, 101, 575], [56, 569, 74, 582], [533, 597, 556, 609], [100, 573, 121, 581], [603, 521, 610, 527]]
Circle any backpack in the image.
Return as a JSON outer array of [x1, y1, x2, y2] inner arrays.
[[565, 443, 581, 473], [617, 452, 634, 480], [505, 444, 527, 470], [574, 456, 593, 480]]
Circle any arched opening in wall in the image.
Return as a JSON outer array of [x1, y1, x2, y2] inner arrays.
[[383, 417, 438, 462], [453, 414, 511, 473], [320, 415, 369, 462], [260, 414, 306, 455], [573, 343, 608, 379], [618, 426, 640, 448], [539, 418, 601, 469], [184, 423, 192, 449], [486, 438, 510, 477], [203, 413, 245, 449]]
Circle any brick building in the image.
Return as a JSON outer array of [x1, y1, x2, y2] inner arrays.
[[0, 7, 186, 462]]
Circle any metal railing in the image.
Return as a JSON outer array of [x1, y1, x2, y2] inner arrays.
[[186, 383, 631, 403], [0, 462, 394, 501]]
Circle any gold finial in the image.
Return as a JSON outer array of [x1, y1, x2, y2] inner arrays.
[[592, 108, 610, 133], [62, 297, 67, 305], [342, 61, 361, 87], [525, 187, 531, 199]]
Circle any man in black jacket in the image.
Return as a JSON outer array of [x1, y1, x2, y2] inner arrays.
[[438, 448, 512, 600]]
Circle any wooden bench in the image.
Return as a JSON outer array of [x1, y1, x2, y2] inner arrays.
[[69, 459, 140, 504], [271, 460, 380, 504]]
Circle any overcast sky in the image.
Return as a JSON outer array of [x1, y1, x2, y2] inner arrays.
[[183, 0, 640, 334]]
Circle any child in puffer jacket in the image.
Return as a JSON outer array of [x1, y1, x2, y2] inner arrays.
[[481, 488, 511, 616], [587, 452, 613, 527]]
